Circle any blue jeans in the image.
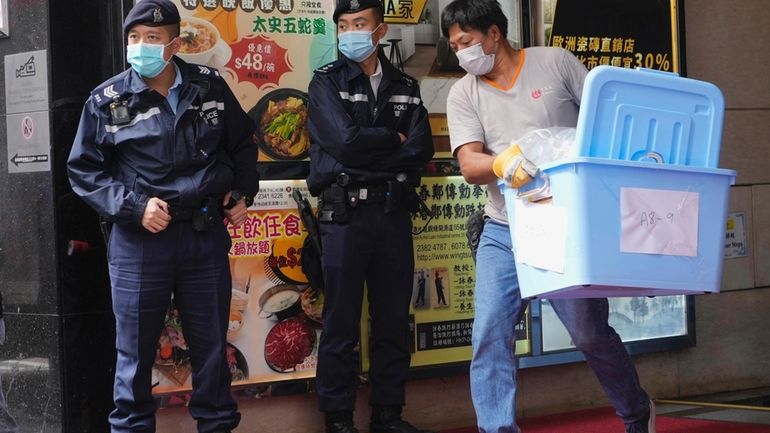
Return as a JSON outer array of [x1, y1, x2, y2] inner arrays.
[[471, 220, 650, 433]]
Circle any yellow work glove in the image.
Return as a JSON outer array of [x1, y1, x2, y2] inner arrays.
[[492, 144, 539, 188]]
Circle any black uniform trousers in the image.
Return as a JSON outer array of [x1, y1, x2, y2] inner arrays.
[[107, 221, 239, 433], [316, 203, 414, 412]]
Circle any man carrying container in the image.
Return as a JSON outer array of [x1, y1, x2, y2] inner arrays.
[[442, 1, 656, 432]]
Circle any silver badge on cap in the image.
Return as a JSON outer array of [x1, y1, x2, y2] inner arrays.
[[153, 8, 164, 23], [350, 0, 360, 9]]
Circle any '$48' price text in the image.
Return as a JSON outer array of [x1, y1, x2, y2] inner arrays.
[[234, 52, 265, 71]]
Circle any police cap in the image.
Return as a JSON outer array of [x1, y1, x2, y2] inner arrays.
[[123, 0, 181, 39], [333, 0, 384, 23]]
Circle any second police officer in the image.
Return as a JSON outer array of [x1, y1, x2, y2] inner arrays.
[[306, 0, 435, 432]]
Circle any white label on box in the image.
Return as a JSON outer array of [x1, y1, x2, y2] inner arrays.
[[620, 187, 699, 256], [724, 212, 747, 259], [513, 199, 567, 273]]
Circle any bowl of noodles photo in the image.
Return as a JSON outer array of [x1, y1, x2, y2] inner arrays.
[[177, 16, 231, 67], [250, 88, 311, 161]]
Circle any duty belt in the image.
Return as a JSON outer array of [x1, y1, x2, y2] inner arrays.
[[318, 182, 393, 223], [346, 183, 388, 205], [321, 183, 387, 206], [167, 197, 222, 231], [167, 204, 196, 221]]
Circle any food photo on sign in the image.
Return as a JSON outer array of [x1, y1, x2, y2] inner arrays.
[[225, 181, 325, 382], [177, 15, 232, 70], [249, 88, 310, 161], [170, 0, 337, 162], [151, 180, 325, 394]]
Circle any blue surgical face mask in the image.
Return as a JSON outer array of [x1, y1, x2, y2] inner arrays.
[[338, 24, 382, 63], [126, 41, 173, 78]]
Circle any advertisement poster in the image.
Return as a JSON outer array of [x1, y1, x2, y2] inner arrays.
[[170, 0, 337, 162], [152, 180, 321, 393], [548, 0, 681, 73], [361, 176, 530, 371]]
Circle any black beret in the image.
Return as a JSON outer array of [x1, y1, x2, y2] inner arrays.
[[123, 0, 181, 38], [333, 0, 384, 23]]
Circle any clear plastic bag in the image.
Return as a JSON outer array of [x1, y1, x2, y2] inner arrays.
[[513, 127, 576, 167], [510, 127, 576, 201]]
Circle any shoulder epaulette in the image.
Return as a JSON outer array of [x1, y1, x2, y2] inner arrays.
[[90, 73, 129, 108], [314, 59, 346, 74], [400, 71, 417, 87], [187, 63, 221, 79]]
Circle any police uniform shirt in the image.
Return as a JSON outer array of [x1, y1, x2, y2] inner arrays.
[[305, 54, 435, 195], [369, 60, 383, 100], [166, 63, 183, 114], [67, 57, 259, 226]]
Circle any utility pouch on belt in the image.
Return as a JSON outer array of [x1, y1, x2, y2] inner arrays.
[[192, 197, 220, 232], [384, 180, 403, 214], [466, 209, 487, 262], [320, 183, 348, 223], [403, 187, 421, 214]]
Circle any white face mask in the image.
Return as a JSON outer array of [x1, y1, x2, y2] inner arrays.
[[456, 41, 495, 76]]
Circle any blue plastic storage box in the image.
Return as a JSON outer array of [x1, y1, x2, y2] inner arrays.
[[575, 66, 725, 168], [504, 66, 736, 299]]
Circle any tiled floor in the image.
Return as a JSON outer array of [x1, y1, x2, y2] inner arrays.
[[657, 387, 770, 425]]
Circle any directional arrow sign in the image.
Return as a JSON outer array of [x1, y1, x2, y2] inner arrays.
[[6, 111, 51, 173], [10, 153, 49, 166]]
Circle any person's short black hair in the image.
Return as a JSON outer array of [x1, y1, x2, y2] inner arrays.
[[371, 5, 385, 24], [441, 0, 508, 39]]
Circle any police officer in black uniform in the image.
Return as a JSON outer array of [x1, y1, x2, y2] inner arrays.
[[306, 1, 435, 432], [67, 1, 257, 432]]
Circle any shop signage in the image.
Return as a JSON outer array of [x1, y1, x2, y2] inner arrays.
[[360, 176, 530, 371], [383, 0, 428, 24], [549, 0, 682, 73]]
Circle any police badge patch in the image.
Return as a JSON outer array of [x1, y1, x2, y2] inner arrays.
[[351, 0, 360, 10], [153, 8, 163, 23]]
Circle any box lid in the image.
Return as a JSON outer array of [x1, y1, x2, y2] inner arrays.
[[575, 66, 725, 168]]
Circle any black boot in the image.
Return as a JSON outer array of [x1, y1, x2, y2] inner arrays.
[[325, 410, 359, 433], [370, 406, 435, 433]]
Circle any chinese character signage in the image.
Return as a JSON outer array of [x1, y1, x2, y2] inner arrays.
[[549, 0, 681, 73], [360, 176, 530, 370], [171, 0, 337, 161], [382, 0, 428, 24]]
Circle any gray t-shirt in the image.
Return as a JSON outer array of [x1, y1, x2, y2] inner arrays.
[[447, 47, 587, 223]]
